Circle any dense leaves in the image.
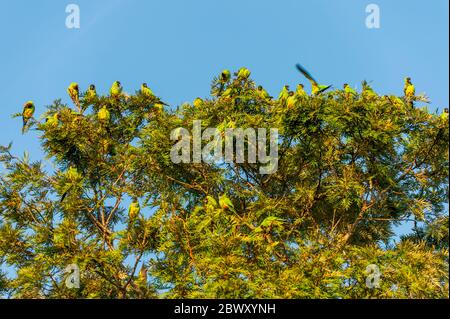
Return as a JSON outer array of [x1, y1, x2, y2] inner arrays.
[[0, 70, 448, 298]]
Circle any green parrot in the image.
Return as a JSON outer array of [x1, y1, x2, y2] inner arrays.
[[205, 195, 218, 210], [295, 84, 308, 98], [67, 82, 79, 106], [67, 166, 81, 181], [343, 83, 357, 96], [257, 85, 271, 100], [222, 87, 234, 98], [219, 194, 235, 213], [403, 77, 415, 98], [441, 108, 449, 122], [278, 85, 290, 103], [22, 101, 35, 133], [128, 199, 140, 221], [220, 70, 231, 83], [98, 105, 110, 123], [237, 67, 251, 80], [404, 77, 415, 108], [138, 264, 148, 285], [362, 80, 377, 98], [60, 166, 81, 202], [296, 63, 331, 95], [85, 84, 97, 100], [217, 69, 231, 96], [193, 97, 203, 108], [110, 81, 122, 98], [45, 113, 60, 127], [141, 83, 154, 97], [286, 91, 297, 109]]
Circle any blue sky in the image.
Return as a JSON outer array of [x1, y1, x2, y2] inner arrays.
[[0, 0, 448, 238]]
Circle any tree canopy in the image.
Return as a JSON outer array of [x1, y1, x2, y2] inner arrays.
[[0, 69, 448, 298]]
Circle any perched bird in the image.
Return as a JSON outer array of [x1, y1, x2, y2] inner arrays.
[[219, 194, 235, 213], [257, 85, 271, 100], [45, 113, 60, 127], [441, 108, 449, 122], [193, 97, 203, 108], [141, 83, 154, 97], [278, 85, 290, 103], [110, 81, 122, 98], [343, 83, 357, 96], [237, 67, 251, 80], [97, 105, 110, 123], [403, 77, 415, 98], [138, 264, 147, 285], [22, 101, 35, 133], [286, 91, 297, 109], [220, 70, 231, 83], [404, 77, 415, 108], [296, 63, 331, 95], [128, 199, 140, 221], [217, 69, 231, 96], [61, 166, 81, 202], [67, 82, 80, 106], [67, 166, 81, 181], [222, 87, 234, 98], [85, 84, 97, 100], [295, 84, 308, 98], [362, 81, 377, 99]]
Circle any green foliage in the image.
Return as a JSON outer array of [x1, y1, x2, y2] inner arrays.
[[0, 71, 448, 298]]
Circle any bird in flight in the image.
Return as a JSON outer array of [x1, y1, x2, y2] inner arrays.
[[295, 63, 331, 95]]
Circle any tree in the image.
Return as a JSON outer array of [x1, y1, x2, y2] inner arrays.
[[0, 70, 448, 298]]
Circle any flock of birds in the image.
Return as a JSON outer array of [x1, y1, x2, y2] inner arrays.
[[16, 64, 449, 221], [21, 80, 163, 133], [20, 64, 449, 133]]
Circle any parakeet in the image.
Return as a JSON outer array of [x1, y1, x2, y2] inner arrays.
[[295, 84, 308, 98], [67, 166, 81, 181], [343, 83, 357, 96], [67, 82, 79, 106], [362, 81, 377, 98], [404, 77, 415, 108], [110, 81, 122, 98], [138, 264, 147, 284], [97, 105, 110, 123], [222, 87, 234, 98], [22, 101, 35, 133], [60, 166, 81, 202], [128, 199, 140, 221], [441, 108, 449, 122], [278, 85, 290, 103], [217, 69, 232, 96], [237, 67, 251, 80], [286, 91, 297, 109], [45, 113, 60, 127], [141, 83, 154, 97], [85, 84, 97, 100], [193, 98, 203, 108], [403, 77, 415, 98], [257, 85, 271, 100], [220, 70, 231, 83], [219, 194, 235, 212], [296, 63, 331, 95]]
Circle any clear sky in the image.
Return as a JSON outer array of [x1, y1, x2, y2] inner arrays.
[[0, 0, 448, 238]]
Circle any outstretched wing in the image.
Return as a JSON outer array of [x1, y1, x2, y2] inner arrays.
[[318, 85, 332, 94], [296, 63, 318, 86]]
